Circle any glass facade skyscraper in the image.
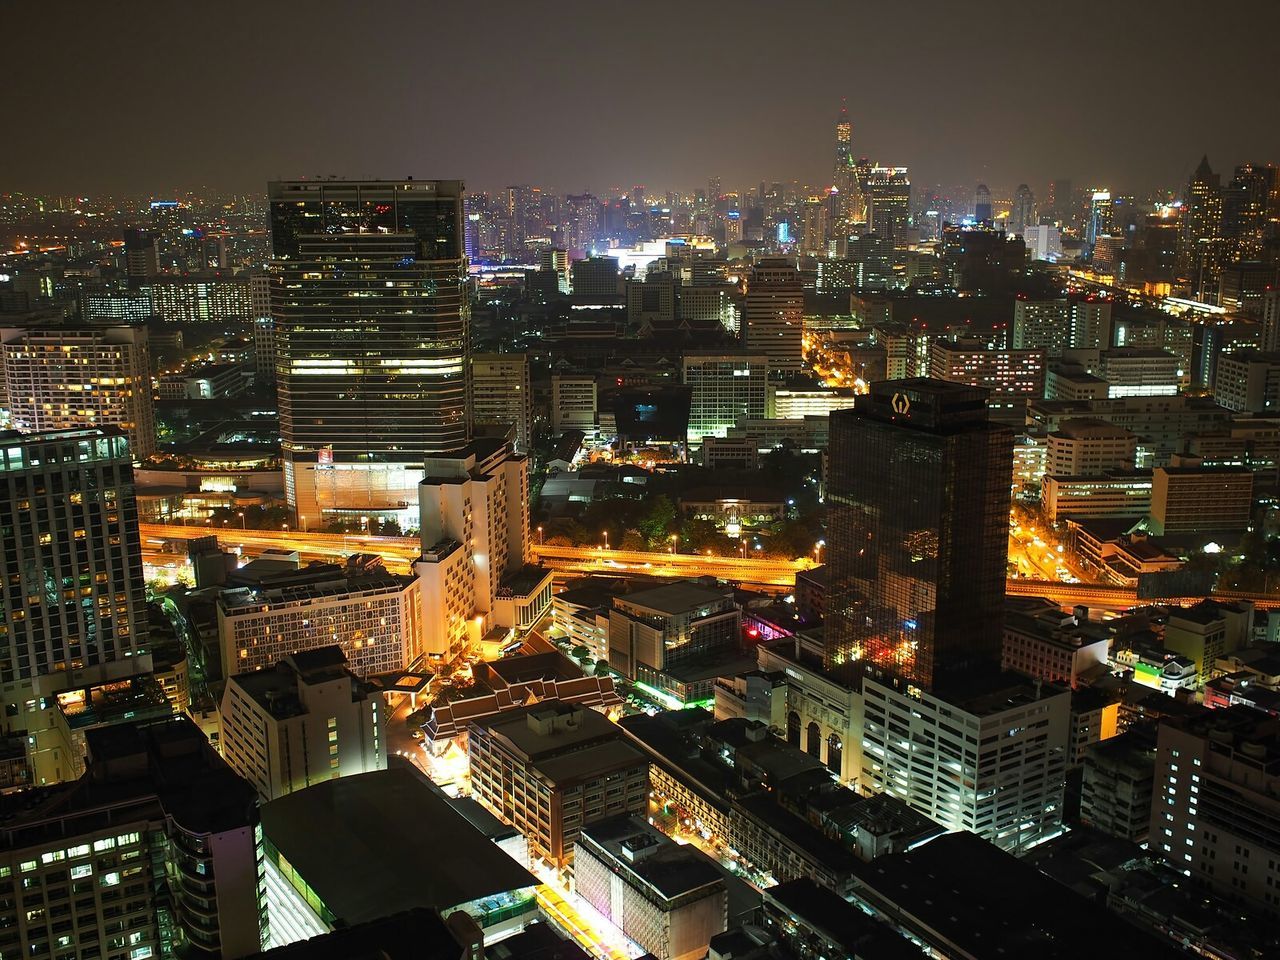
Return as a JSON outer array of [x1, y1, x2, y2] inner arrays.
[[267, 180, 468, 521], [826, 379, 1012, 690]]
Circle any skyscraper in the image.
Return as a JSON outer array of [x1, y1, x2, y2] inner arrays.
[[1086, 190, 1113, 250], [743, 258, 804, 376], [1179, 156, 1225, 299], [865, 167, 911, 247], [825, 380, 1013, 688], [1010, 184, 1036, 236], [832, 102, 865, 228], [1, 325, 156, 459], [974, 184, 993, 224], [122, 227, 160, 286], [471, 352, 532, 452], [0, 428, 147, 722], [267, 179, 468, 526]]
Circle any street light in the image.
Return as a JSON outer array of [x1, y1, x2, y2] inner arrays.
[[603, 530, 609, 551], [537, 525, 544, 545], [670, 534, 678, 555], [237, 512, 246, 530]]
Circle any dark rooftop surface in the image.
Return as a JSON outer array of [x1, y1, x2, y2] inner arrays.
[[765, 878, 922, 960], [580, 815, 723, 900], [249, 907, 461, 960], [851, 831, 1184, 959], [260, 767, 536, 925]]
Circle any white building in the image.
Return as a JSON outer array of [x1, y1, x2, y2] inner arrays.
[[220, 646, 385, 801], [217, 562, 424, 676], [1047, 419, 1137, 476], [1, 325, 156, 458], [415, 439, 551, 660], [551, 373, 598, 437], [861, 673, 1070, 852]]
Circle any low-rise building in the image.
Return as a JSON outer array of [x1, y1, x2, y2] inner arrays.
[[575, 815, 727, 960], [1043, 470, 1153, 522], [1080, 729, 1156, 842], [1001, 600, 1110, 688], [468, 701, 649, 870], [1148, 463, 1253, 536], [220, 646, 386, 801]]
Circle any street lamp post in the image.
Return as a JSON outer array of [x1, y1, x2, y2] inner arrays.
[[603, 530, 609, 551], [670, 534, 678, 555], [237, 512, 246, 531], [538, 526, 544, 545]]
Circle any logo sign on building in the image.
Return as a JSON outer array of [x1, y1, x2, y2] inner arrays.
[[891, 392, 911, 416]]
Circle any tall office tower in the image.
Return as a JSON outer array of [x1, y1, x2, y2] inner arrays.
[[0, 428, 147, 725], [1012, 299, 1071, 356], [539, 247, 571, 293], [220, 646, 386, 802], [1010, 184, 1036, 236], [832, 102, 865, 227], [471, 353, 532, 452], [1263, 289, 1280, 353], [415, 440, 551, 661], [743, 257, 804, 376], [865, 167, 912, 247], [1, 326, 157, 459], [1046, 178, 1072, 225], [1086, 190, 1113, 251], [681, 351, 769, 445], [973, 184, 993, 224], [1222, 162, 1279, 261], [1150, 709, 1280, 920], [799, 195, 829, 254], [1179, 156, 1225, 298], [571, 256, 621, 299], [122, 227, 160, 285], [267, 179, 468, 526], [0, 717, 267, 959], [825, 380, 1013, 687]]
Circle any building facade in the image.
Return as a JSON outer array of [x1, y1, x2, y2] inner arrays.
[[470, 353, 532, 453]]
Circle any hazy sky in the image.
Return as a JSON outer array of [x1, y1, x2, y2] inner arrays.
[[5, 0, 1279, 200]]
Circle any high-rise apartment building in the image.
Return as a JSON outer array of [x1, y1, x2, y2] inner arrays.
[[743, 258, 804, 376], [1179, 156, 1225, 299], [415, 439, 551, 660], [468, 701, 650, 869], [216, 559, 424, 677], [470, 353, 532, 453], [267, 180, 468, 523], [0, 716, 267, 959], [825, 380, 1012, 687], [1010, 184, 1036, 236], [1012, 299, 1071, 356], [0, 429, 147, 725], [1150, 709, 1280, 919], [928, 341, 1046, 404], [220, 646, 386, 802], [1, 326, 156, 459], [681, 351, 769, 445]]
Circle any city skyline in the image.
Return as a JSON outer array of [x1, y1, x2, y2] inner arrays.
[[6, 1, 1280, 198]]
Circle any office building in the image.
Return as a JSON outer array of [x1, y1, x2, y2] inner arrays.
[[470, 353, 532, 453], [1, 326, 156, 459], [860, 672, 1070, 851], [826, 381, 1012, 687], [1023, 224, 1064, 261], [122, 227, 160, 285], [1150, 708, 1280, 918], [1071, 299, 1114, 350], [146, 274, 252, 323], [1087, 190, 1113, 249], [468, 701, 649, 869], [551, 374, 598, 437], [220, 646, 386, 802], [1046, 418, 1137, 475], [415, 439, 551, 660], [1263, 290, 1280, 353], [79, 289, 154, 324], [268, 179, 468, 520], [261, 767, 539, 948], [1148, 463, 1253, 536], [742, 258, 804, 376], [608, 580, 741, 703], [0, 429, 147, 727], [681, 351, 769, 445], [1162, 599, 1253, 684], [767, 380, 858, 420], [847, 233, 894, 289], [575, 815, 727, 960], [539, 247, 570, 293], [1096, 348, 1180, 397], [1042, 471, 1153, 522], [1001, 602, 1110, 688], [249, 272, 275, 384], [1012, 298, 1071, 356], [1179, 156, 1225, 298], [974, 183, 993, 224], [571, 256, 621, 299], [217, 559, 424, 677], [865, 166, 911, 246], [0, 717, 266, 959], [1212, 348, 1280, 413], [1010, 184, 1036, 235]]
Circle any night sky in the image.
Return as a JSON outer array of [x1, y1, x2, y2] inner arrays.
[[6, 0, 1279, 198]]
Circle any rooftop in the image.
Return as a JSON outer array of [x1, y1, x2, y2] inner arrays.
[[260, 767, 537, 926], [613, 579, 734, 617], [580, 815, 723, 901]]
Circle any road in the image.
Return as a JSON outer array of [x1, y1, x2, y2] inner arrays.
[[142, 523, 1280, 612]]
